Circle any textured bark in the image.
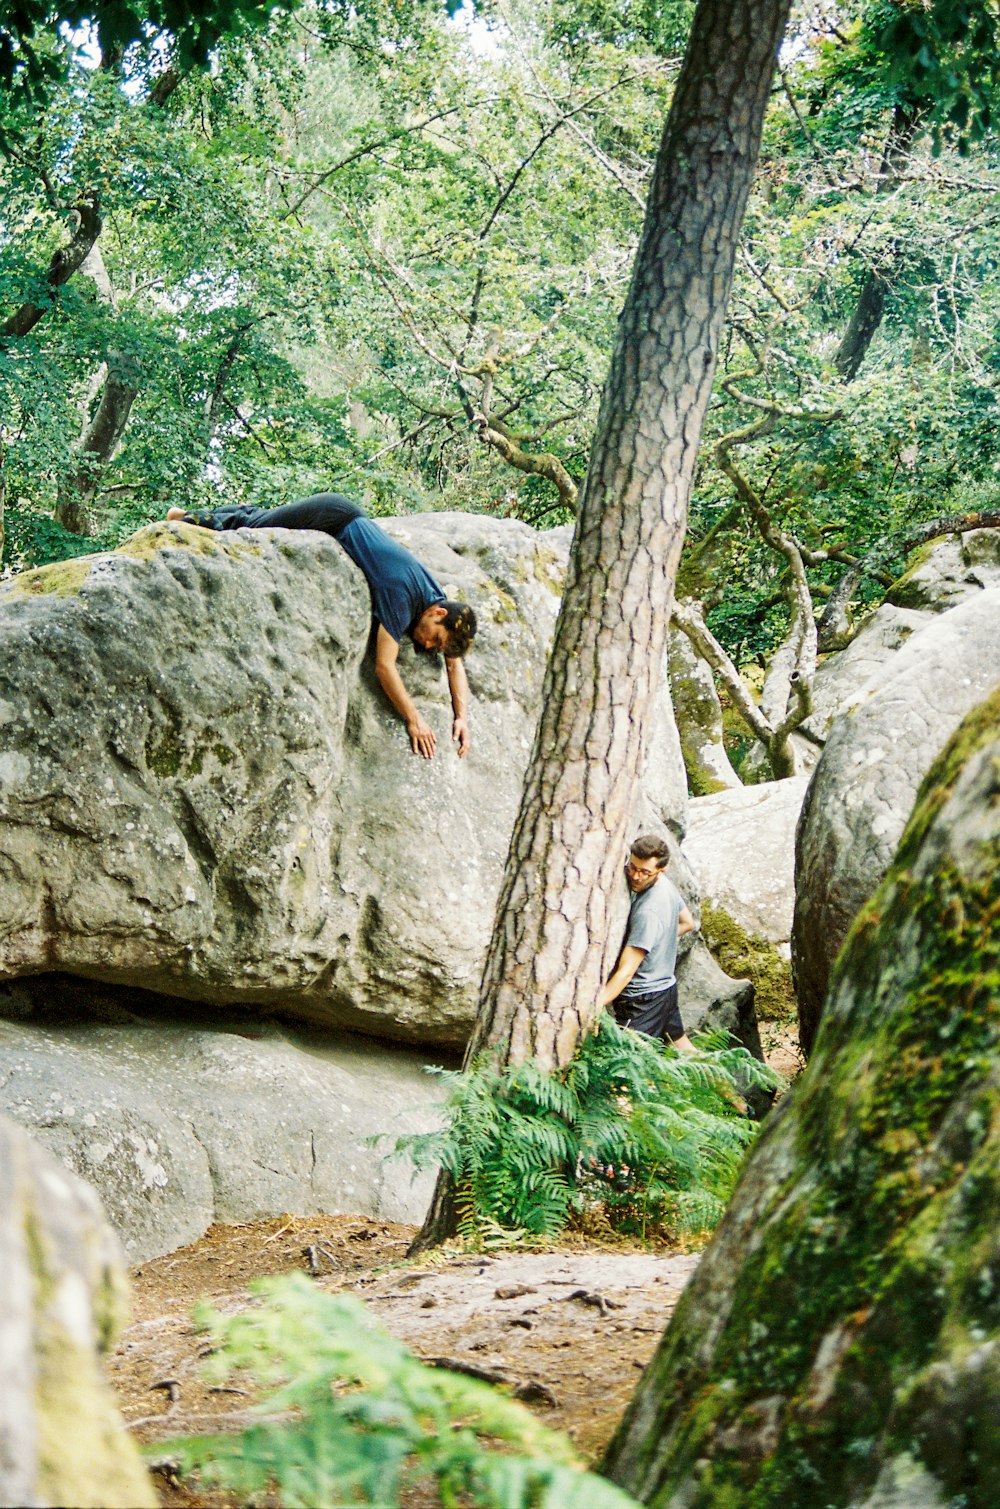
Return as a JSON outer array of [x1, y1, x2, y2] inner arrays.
[[412, 0, 792, 1252]]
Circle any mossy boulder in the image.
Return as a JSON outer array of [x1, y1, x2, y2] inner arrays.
[[792, 587, 1000, 1054], [603, 685, 1000, 1509], [0, 1115, 156, 1508], [699, 903, 795, 1025], [886, 527, 1000, 614], [667, 628, 742, 795]]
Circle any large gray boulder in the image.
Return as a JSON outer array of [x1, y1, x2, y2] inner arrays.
[[0, 512, 720, 1046], [605, 686, 1000, 1509], [681, 776, 809, 948], [0, 982, 445, 1262], [0, 1115, 157, 1508], [792, 588, 1000, 1052], [886, 524, 1000, 612], [804, 529, 1000, 745]]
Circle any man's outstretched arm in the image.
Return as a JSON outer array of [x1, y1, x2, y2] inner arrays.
[[597, 945, 646, 1009], [374, 626, 437, 758], [446, 656, 471, 758]]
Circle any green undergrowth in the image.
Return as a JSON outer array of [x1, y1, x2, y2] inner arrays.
[[392, 1016, 783, 1246], [155, 1273, 640, 1509], [699, 903, 797, 1023]]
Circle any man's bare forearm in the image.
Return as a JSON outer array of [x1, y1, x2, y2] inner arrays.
[[375, 659, 417, 723], [446, 657, 469, 716], [446, 656, 471, 757], [597, 945, 645, 1008]]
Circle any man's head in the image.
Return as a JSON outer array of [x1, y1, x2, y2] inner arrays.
[[412, 601, 477, 658], [625, 834, 670, 894]]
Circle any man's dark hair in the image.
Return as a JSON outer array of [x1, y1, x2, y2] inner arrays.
[[441, 601, 477, 658], [630, 834, 670, 868]]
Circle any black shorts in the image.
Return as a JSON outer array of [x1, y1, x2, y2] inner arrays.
[[186, 492, 365, 539], [615, 983, 684, 1043]]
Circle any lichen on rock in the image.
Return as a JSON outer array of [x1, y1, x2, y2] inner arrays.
[[0, 1116, 157, 1508]]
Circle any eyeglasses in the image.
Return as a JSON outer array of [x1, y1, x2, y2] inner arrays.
[[625, 860, 660, 879]]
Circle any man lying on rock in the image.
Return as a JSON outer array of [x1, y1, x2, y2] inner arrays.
[[166, 492, 477, 760], [597, 834, 697, 1053]]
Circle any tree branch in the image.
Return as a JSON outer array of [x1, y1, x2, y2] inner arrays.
[[2, 193, 102, 341], [475, 416, 578, 507]]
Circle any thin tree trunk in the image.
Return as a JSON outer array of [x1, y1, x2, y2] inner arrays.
[[413, 0, 793, 1252], [54, 350, 141, 533], [833, 105, 919, 382]]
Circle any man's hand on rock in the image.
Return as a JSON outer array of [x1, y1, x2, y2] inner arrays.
[[407, 715, 437, 759], [452, 716, 470, 759]]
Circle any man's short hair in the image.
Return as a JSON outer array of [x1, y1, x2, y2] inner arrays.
[[441, 601, 477, 658], [630, 834, 670, 868]]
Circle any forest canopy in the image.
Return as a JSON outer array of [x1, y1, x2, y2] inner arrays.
[[2, 0, 999, 679]]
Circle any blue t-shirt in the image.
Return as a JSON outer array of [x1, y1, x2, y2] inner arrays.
[[620, 876, 683, 997], [338, 518, 445, 644]]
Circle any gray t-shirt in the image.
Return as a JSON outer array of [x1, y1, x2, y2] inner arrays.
[[620, 875, 683, 997]]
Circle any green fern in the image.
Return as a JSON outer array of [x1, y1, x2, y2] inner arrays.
[[392, 1015, 783, 1244], [154, 1274, 641, 1509]]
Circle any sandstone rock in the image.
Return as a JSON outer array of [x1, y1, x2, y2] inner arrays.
[[741, 530, 1000, 783], [0, 512, 736, 1047], [639, 655, 691, 837], [604, 687, 1000, 1509], [681, 776, 809, 947], [0, 1115, 157, 1508], [0, 982, 446, 1262], [792, 588, 1000, 1052], [886, 525, 1000, 613], [804, 602, 931, 742], [667, 628, 742, 794]]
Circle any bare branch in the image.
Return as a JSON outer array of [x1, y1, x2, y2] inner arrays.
[[672, 599, 774, 745]]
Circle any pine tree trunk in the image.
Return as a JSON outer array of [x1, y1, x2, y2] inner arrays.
[[412, 0, 792, 1252]]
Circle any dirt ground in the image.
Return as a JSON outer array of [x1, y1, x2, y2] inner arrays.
[[107, 1028, 802, 1507], [108, 1216, 701, 1507]]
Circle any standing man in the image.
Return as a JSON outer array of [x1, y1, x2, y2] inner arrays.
[[167, 492, 477, 760], [598, 834, 697, 1052]]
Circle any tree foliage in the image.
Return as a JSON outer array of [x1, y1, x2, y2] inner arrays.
[[3, 0, 1000, 727]]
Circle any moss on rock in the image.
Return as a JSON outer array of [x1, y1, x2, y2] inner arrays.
[[531, 543, 566, 595], [4, 558, 94, 598], [5, 1121, 157, 1508], [604, 685, 1000, 1509], [700, 903, 796, 1022]]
